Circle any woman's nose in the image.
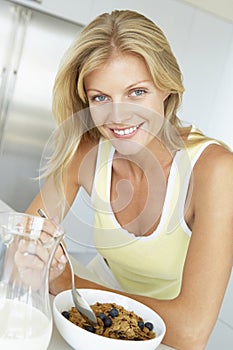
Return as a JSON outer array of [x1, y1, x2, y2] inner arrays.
[[105, 102, 134, 124]]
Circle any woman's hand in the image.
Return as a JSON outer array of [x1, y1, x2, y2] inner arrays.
[[14, 217, 67, 290], [14, 237, 50, 290]]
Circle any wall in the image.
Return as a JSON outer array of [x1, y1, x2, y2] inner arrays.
[[180, 0, 233, 22]]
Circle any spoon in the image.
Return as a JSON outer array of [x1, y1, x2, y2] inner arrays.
[[37, 208, 97, 324]]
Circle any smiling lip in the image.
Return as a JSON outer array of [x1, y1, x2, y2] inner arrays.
[[110, 124, 141, 138]]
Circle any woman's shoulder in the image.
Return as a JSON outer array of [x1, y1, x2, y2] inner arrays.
[[194, 142, 233, 173], [185, 127, 232, 172], [193, 143, 233, 200]]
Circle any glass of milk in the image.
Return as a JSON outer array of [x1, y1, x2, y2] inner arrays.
[[0, 212, 64, 349]]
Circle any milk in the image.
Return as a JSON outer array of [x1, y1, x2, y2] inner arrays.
[[0, 299, 52, 349]]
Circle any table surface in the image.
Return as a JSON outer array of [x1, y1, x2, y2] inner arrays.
[[0, 199, 175, 350]]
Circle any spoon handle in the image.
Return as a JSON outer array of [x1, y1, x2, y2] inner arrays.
[[37, 208, 97, 324]]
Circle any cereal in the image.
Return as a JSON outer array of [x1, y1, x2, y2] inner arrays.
[[62, 302, 156, 340]]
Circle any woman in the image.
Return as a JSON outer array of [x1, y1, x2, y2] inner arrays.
[[25, 10, 233, 349]]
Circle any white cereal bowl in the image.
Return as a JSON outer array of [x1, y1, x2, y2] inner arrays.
[[53, 289, 166, 350]]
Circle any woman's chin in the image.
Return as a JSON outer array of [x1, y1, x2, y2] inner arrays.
[[110, 138, 146, 156]]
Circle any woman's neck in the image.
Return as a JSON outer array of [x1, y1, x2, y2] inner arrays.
[[114, 137, 176, 178]]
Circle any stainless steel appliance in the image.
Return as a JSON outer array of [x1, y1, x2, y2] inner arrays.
[[0, 0, 82, 211]]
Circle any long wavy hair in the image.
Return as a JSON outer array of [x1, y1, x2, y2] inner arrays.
[[41, 9, 205, 201]]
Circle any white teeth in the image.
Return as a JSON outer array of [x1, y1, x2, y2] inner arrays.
[[113, 125, 138, 136]]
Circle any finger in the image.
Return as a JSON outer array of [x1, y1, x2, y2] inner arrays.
[[39, 231, 57, 249], [17, 239, 49, 263], [15, 250, 44, 270], [49, 263, 66, 282], [51, 246, 67, 269], [42, 219, 63, 238]]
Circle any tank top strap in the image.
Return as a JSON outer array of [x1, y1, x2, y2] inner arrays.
[[165, 136, 219, 234], [91, 137, 114, 212]]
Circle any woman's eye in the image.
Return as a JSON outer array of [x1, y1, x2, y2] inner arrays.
[[131, 89, 146, 97], [92, 95, 108, 102]]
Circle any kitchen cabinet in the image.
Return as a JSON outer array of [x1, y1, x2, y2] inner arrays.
[[6, 0, 93, 25]]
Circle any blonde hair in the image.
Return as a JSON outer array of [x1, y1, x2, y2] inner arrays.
[[42, 9, 194, 197]]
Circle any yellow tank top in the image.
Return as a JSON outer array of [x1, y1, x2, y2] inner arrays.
[[91, 132, 217, 300]]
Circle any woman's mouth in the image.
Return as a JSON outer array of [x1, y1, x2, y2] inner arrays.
[[110, 124, 141, 138]]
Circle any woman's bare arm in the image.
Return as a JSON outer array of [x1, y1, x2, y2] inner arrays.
[[26, 138, 98, 282]]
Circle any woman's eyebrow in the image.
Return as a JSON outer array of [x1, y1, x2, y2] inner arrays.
[[126, 80, 151, 89]]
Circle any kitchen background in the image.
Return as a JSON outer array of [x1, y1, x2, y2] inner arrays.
[[0, 0, 232, 348]]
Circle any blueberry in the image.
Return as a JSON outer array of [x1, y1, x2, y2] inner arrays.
[[138, 320, 145, 330], [61, 311, 70, 319], [85, 325, 96, 333], [98, 312, 106, 321], [103, 317, 112, 327], [145, 322, 154, 331], [109, 308, 119, 318]]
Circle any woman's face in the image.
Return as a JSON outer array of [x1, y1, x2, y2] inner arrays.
[[84, 53, 169, 155]]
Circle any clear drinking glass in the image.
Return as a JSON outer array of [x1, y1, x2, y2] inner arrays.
[[0, 212, 64, 349]]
